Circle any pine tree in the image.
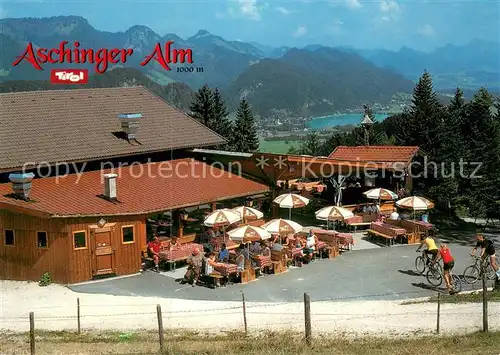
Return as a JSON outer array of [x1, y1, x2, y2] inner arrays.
[[231, 99, 259, 153], [320, 133, 351, 156], [461, 88, 500, 218], [210, 88, 232, 149], [189, 84, 213, 127], [401, 71, 443, 157], [300, 132, 322, 156]]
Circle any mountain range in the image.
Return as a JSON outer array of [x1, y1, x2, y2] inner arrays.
[[0, 16, 498, 116]]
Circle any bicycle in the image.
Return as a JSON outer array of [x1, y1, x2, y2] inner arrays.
[[426, 262, 462, 292], [462, 256, 496, 284], [415, 250, 442, 275]]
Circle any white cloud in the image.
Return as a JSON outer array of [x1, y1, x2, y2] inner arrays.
[[418, 24, 435, 37], [275, 6, 290, 15], [380, 0, 399, 13], [346, 0, 362, 9], [216, 0, 264, 21], [293, 25, 307, 38], [238, 0, 261, 21]]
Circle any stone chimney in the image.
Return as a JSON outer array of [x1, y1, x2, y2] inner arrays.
[[8, 173, 35, 200], [103, 173, 118, 200], [118, 113, 142, 141]]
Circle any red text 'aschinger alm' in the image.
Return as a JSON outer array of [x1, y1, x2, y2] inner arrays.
[[12, 41, 194, 74]]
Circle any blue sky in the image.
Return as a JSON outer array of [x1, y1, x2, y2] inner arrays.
[[0, 0, 499, 51]]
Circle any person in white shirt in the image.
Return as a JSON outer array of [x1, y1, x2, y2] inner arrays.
[[390, 209, 400, 220]]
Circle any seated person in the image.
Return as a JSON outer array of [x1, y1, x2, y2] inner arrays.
[[304, 232, 316, 262], [147, 235, 162, 272], [218, 243, 229, 263], [204, 252, 222, 276], [183, 248, 203, 285], [272, 240, 284, 251], [235, 249, 246, 273], [169, 237, 181, 250], [390, 208, 400, 220], [250, 241, 262, 255], [260, 241, 271, 257]]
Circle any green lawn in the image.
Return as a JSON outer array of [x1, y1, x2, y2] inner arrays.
[[259, 139, 301, 154]]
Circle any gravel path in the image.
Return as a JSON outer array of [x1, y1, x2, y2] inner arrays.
[[1, 281, 498, 337]]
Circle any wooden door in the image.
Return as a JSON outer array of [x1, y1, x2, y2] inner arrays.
[[91, 230, 115, 277]]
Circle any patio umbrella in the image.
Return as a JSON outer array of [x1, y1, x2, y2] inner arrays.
[[231, 206, 264, 222], [363, 188, 398, 214], [273, 193, 310, 219], [204, 209, 241, 227], [396, 196, 435, 211], [396, 196, 435, 223], [363, 188, 398, 201], [262, 218, 303, 240], [227, 225, 271, 244], [315, 206, 354, 230]]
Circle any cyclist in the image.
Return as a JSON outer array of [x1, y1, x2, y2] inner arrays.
[[434, 244, 457, 294], [471, 234, 500, 278], [416, 235, 439, 265]]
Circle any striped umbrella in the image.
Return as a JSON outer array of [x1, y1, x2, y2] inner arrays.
[[273, 193, 310, 219], [227, 225, 271, 244], [363, 188, 398, 201], [396, 196, 435, 211], [231, 206, 264, 221], [315, 206, 354, 221], [262, 218, 303, 235], [204, 209, 241, 227]]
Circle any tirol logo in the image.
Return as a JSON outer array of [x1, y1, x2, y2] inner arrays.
[[50, 69, 89, 84], [12, 40, 200, 75]]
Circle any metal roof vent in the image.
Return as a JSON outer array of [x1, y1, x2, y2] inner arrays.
[[8, 173, 35, 200], [118, 113, 142, 141]]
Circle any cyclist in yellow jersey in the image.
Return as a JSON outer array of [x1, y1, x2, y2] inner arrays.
[[416, 235, 439, 264]]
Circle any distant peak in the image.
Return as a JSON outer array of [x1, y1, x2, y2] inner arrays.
[[126, 25, 155, 33], [191, 30, 211, 39]]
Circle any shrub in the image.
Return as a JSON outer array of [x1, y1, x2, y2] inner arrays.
[[39, 272, 52, 286]]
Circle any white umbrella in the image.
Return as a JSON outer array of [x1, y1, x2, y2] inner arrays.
[[273, 193, 310, 219], [204, 209, 241, 227], [363, 188, 398, 201], [227, 225, 271, 244], [396, 196, 435, 211], [231, 206, 264, 221], [315, 206, 354, 230], [262, 218, 303, 236], [396, 196, 435, 224], [315, 206, 354, 221]]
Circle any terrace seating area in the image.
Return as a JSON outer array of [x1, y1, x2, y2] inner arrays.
[[143, 208, 354, 288]]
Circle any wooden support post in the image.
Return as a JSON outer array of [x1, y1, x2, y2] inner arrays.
[[482, 272, 488, 333], [29, 312, 35, 355], [156, 304, 165, 350], [436, 293, 440, 334], [77, 298, 81, 334], [304, 292, 312, 346], [211, 201, 217, 211], [242, 292, 248, 335]]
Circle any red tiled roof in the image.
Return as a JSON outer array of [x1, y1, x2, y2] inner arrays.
[[0, 159, 269, 217], [328, 146, 419, 164], [0, 87, 225, 171]]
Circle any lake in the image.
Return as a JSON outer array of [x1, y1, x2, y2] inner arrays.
[[308, 113, 390, 129]]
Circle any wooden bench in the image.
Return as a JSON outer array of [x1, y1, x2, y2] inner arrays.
[[366, 229, 394, 246], [208, 273, 225, 288], [348, 222, 372, 233]]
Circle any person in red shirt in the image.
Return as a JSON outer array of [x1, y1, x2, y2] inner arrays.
[[147, 235, 162, 272], [434, 243, 457, 294]]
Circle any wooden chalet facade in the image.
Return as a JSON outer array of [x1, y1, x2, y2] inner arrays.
[[0, 87, 268, 284]]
